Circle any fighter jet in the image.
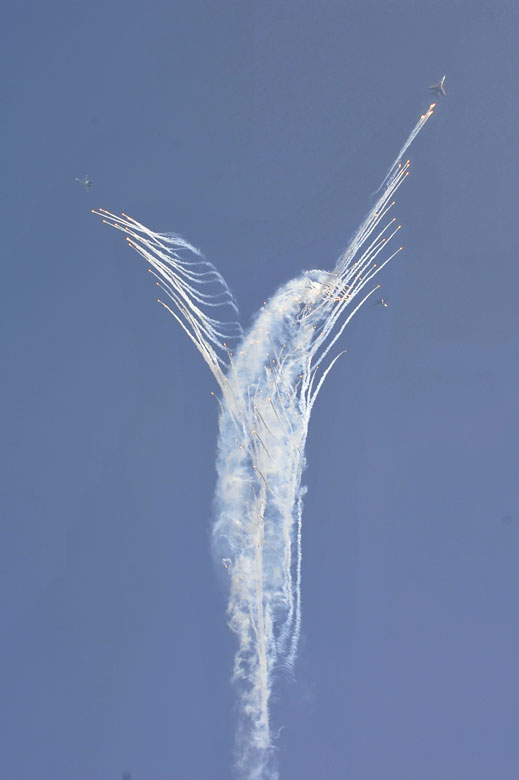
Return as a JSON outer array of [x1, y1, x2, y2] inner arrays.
[[75, 175, 93, 191], [429, 76, 446, 97], [376, 298, 389, 308]]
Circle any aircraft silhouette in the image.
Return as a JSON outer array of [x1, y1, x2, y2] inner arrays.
[[75, 175, 93, 191], [429, 76, 446, 97]]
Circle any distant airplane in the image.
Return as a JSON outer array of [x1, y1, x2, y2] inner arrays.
[[75, 175, 93, 191], [376, 298, 389, 308], [429, 76, 446, 97]]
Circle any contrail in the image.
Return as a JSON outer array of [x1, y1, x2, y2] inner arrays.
[[93, 101, 435, 780]]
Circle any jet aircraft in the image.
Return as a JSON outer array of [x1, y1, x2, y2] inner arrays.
[[429, 76, 446, 97], [75, 175, 93, 191], [376, 298, 389, 308]]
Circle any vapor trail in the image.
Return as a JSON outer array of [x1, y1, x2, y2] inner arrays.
[[93, 101, 435, 780]]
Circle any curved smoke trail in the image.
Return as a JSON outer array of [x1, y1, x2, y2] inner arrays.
[[93, 102, 435, 780]]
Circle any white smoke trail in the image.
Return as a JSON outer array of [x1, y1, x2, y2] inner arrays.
[[93, 102, 435, 780]]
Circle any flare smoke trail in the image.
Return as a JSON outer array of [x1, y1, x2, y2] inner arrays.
[[93, 101, 435, 779]]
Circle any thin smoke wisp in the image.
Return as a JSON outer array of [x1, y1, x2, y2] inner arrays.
[[93, 101, 435, 780]]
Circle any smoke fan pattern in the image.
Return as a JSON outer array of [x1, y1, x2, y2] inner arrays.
[[94, 102, 435, 780]]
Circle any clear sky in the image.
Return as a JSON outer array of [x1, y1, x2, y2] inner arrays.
[[2, 1, 518, 778]]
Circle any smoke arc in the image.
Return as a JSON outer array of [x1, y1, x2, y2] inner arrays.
[[93, 102, 435, 780]]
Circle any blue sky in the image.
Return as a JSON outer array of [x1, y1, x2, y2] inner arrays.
[[2, 1, 518, 778]]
